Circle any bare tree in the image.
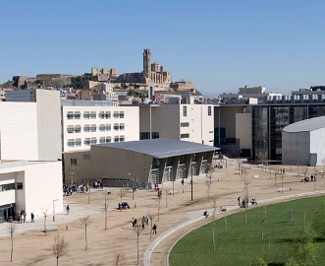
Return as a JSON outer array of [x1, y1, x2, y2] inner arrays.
[[134, 225, 143, 265], [117, 188, 126, 211], [7, 223, 16, 262], [205, 174, 213, 203], [157, 191, 162, 222], [114, 251, 126, 266], [147, 211, 154, 239], [80, 216, 90, 250], [51, 233, 68, 266], [43, 212, 48, 236], [212, 199, 217, 252]]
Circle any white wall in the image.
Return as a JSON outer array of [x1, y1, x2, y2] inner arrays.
[[62, 105, 140, 153], [24, 162, 63, 219], [0, 102, 39, 160], [310, 128, 325, 166]]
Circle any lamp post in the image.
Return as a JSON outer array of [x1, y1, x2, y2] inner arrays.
[[191, 164, 194, 201], [52, 199, 59, 222]]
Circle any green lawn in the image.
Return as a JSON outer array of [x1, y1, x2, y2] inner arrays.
[[170, 196, 325, 266]]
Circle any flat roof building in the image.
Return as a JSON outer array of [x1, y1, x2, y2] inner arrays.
[[64, 139, 218, 187]]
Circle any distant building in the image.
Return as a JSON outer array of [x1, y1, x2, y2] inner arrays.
[[139, 103, 214, 146], [116, 49, 171, 85], [282, 116, 325, 166]]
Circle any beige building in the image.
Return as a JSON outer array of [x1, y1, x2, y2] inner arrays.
[[140, 104, 214, 146]]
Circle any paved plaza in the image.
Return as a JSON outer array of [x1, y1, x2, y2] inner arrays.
[[1, 159, 325, 266]]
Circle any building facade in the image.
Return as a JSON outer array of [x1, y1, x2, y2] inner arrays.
[[140, 104, 214, 146], [61, 100, 140, 153], [0, 161, 63, 223]]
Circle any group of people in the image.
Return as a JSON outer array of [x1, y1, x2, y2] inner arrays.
[[118, 202, 130, 210], [17, 210, 27, 223], [131, 216, 157, 234], [237, 196, 257, 208], [92, 180, 103, 188]]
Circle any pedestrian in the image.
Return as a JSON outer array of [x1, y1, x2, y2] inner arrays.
[[31, 212, 35, 223], [23, 211, 26, 223], [66, 204, 70, 215], [145, 215, 149, 226], [131, 217, 135, 227], [237, 196, 241, 206], [152, 224, 157, 234]]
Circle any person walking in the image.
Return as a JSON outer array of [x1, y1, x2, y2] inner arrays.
[[66, 204, 70, 215], [152, 224, 157, 234], [31, 212, 35, 223]]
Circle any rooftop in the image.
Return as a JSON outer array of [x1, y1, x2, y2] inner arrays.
[[93, 138, 218, 159], [283, 116, 325, 133]]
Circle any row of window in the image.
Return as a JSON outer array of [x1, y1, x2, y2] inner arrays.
[[67, 123, 125, 133], [67, 111, 124, 120], [0, 182, 23, 192], [67, 136, 125, 147], [182, 106, 212, 117]]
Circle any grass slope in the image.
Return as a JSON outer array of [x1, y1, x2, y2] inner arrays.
[[170, 196, 325, 266]]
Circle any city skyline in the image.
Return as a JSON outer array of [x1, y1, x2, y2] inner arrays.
[[1, 0, 325, 97]]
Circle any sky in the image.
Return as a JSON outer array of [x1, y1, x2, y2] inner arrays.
[[1, 0, 325, 97]]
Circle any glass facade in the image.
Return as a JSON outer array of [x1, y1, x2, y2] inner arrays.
[[252, 104, 325, 161]]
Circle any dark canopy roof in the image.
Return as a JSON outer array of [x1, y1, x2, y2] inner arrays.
[[93, 139, 219, 159]]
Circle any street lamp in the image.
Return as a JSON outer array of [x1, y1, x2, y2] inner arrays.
[[191, 164, 194, 201], [53, 199, 59, 222]]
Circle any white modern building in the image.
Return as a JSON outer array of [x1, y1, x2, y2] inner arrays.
[[61, 100, 140, 153], [282, 116, 325, 166], [0, 161, 63, 222], [140, 104, 214, 146], [0, 89, 63, 223], [0, 89, 62, 161]]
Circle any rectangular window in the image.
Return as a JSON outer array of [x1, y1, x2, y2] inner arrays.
[[105, 124, 111, 131], [84, 124, 90, 132], [90, 137, 97, 144], [89, 111, 96, 119], [208, 106, 212, 116], [74, 112, 81, 119], [113, 111, 119, 118], [16, 182, 23, 190], [90, 124, 97, 132], [114, 136, 119, 142], [75, 138, 81, 146], [105, 111, 111, 119], [83, 111, 90, 119], [106, 137, 111, 143], [181, 133, 190, 138], [183, 106, 187, 117], [113, 123, 119, 130], [99, 137, 105, 144], [119, 123, 125, 130], [71, 158, 77, 166], [67, 112, 74, 120], [74, 125, 81, 133], [119, 135, 125, 142], [180, 122, 190, 127], [0, 183, 15, 191], [67, 139, 75, 147], [119, 111, 124, 118], [67, 126, 74, 133], [98, 111, 105, 119], [84, 138, 91, 146], [99, 124, 106, 132]]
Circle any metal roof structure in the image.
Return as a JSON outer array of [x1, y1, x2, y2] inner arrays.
[[283, 116, 325, 133], [93, 139, 219, 159]]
